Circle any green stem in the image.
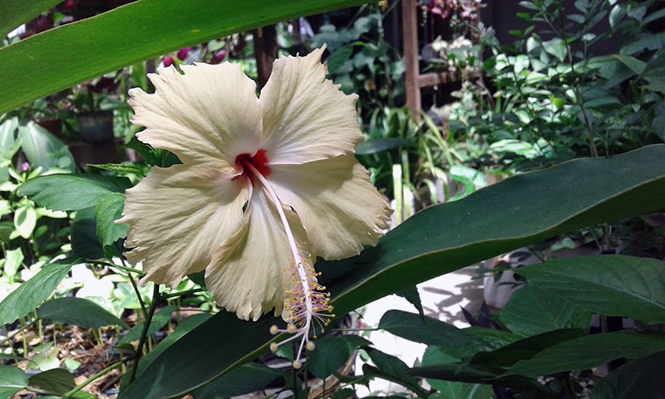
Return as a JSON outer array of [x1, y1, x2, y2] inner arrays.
[[0, 319, 35, 348], [63, 357, 132, 398], [89, 260, 145, 276], [128, 285, 161, 385], [128, 272, 147, 318], [161, 288, 204, 300]]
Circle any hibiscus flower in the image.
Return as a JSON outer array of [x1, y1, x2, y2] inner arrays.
[[118, 46, 391, 365]]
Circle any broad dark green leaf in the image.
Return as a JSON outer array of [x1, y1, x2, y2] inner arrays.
[[16, 174, 131, 212], [407, 362, 549, 395], [518, 255, 665, 324], [395, 286, 424, 316], [0, 258, 75, 325], [94, 192, 128, 247], [307, 336, 352, 379], [362, 349, 429, 397], [506, 332, 665, 377], [119, 313, 213, 391], [500, 285, 592, 336], [18, 122, 75, 173], [590, 351, 665, 399], [121, 145, 665, 399], [422, 347, 492, 399], [0, 0, 61, 39], [71, 207, 104, 260], [379, 310, 518, 357], [0, 366, 28, 399], [469, 329, 588, 369], [28, 368, 75, 395], [38, 297, 128, 328], [193, 364, 284, 399], [0, 0, 372, 114], [118, 306, 176, 347]]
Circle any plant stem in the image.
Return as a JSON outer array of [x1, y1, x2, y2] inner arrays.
[[128, 272, 147, 318], [161, 288, 204, 300], [0, 319, 35, 348], [63, 357, 132, 398], [128, 285, 161, 385], [89, 259, 145, 276]]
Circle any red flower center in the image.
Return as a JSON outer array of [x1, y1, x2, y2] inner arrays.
[[234, 149, 271, 181]]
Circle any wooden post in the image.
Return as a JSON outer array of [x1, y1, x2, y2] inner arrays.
[[402, 0, 421, 121], [253, 25, 278, 89]]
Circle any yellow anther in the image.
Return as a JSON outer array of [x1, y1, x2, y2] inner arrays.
[[270, 343, 278, 352], [287, 324, 297, 333], [269, 325, 279, 335], [306, 342, 316, 351], [292, 360, 302, 369]]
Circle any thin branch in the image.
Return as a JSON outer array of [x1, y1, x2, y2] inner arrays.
[[128, 284, 161, 385], [62, 357, 133, 398]]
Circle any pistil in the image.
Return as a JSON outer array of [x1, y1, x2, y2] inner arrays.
[[239, 155, 333, 368]]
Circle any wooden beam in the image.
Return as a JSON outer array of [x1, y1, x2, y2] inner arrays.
[[253, 25, 278, 90], [402, 0, 420, 121]]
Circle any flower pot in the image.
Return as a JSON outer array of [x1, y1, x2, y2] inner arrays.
[[77, 110, 114, 144]]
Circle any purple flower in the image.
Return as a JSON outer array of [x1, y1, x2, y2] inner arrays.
[[163, 56, 174, 67]]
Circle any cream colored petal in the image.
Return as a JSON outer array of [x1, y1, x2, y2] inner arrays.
[[270, 155, 392, 260], [259, 46, 363, 165], [205, 186, 309, 321], [129, 62, 262, 168], [118, 164, 248, 286]]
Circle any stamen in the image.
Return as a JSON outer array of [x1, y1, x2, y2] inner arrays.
[[240, 157, 333, 367]]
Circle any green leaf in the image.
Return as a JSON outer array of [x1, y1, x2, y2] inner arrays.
[[517, 255, 665, 324], [469, 329, 588, 369], [38, 297, 128, 328], [0, 222, 13, 244], [363, 348, 428, 397], [308, 337, 353, 379], [613, 54, 646, 75], [590, 351, 665, 399], [71, 207, 104, 260], [121, 145, 665, 399], [28, 368, 75, 395], [119, 313, 213, 391], [0, 366, 28, 399], [500, 285, 592, 336], [0, 0, 62, 39], [13, 205, 36, 239], [422, 347, 492, 399], [118, 306, 176, 347], [18, 122, 75, 173], [193, 363, 284, 399], [505, 332, 665, 377], [327, 43, 355, 75], [16, 174, 131, 212], [0, 117, 18, 160], [0, 258, 74, 325], [88, 163, 146, 177], [379, 310, 518, 356], [356, 138, 412, 155], [94, 192, 127, 247], [3, 248, 23, 277], [0, 0, 372, 114], [395, 286, 424, 316]]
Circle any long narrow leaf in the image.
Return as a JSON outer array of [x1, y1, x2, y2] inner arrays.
[[0, 0, 371, 114]]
